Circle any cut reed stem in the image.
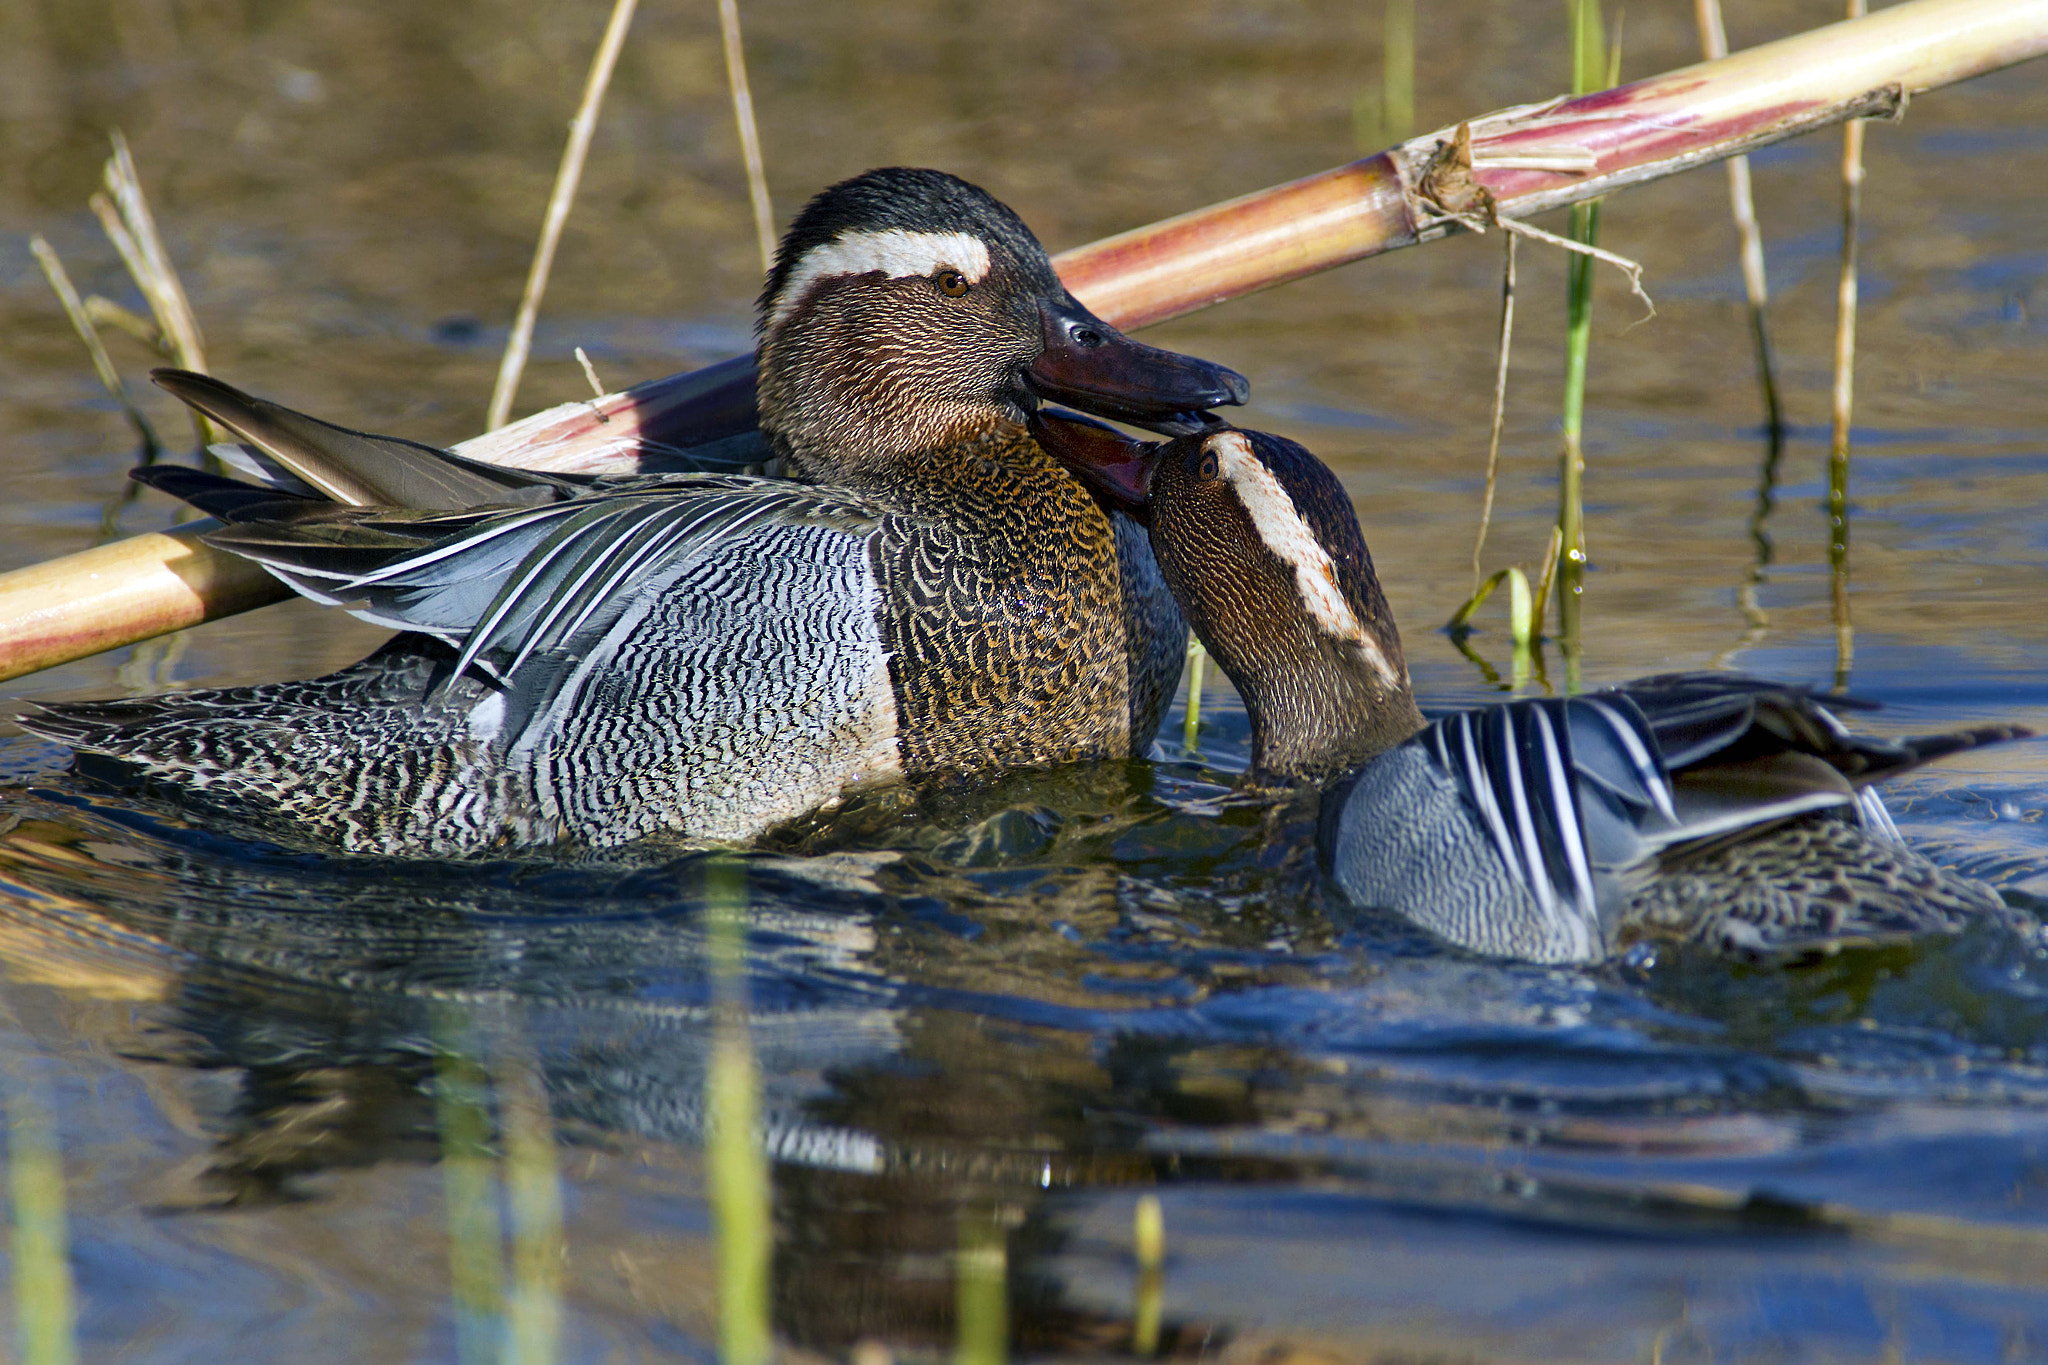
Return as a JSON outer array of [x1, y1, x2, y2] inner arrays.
[[92, 133, 214, 450], [718, 0, 776, 274], [486, 0, 640, 431]]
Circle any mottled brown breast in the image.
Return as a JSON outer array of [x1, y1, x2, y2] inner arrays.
[[873, 422, 1131, 775]]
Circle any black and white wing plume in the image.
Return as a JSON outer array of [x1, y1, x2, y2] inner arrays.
[[1424, 693, 1677, 926], [164, 469, 883, 690]]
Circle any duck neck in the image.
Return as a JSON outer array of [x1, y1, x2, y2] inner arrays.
[[1241, 657, 1426, 787], [756, 328, 1022, 488]]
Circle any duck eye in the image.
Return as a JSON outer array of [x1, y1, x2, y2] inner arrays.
[[1196, 450, 1221, 482], [934, 269, 969, 298]]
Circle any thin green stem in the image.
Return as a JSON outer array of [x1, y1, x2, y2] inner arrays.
[[8, 1085, 79, 1365], [434, 1026, 506, 1365], [1181, 639, 1206, 755], [1555, 0, 1611, 695], [707, 861, 773, 1365], [955, 1208, 1008, 1365]]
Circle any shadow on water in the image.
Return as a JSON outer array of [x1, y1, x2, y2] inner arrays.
[[2, 701, 2048, 1359]]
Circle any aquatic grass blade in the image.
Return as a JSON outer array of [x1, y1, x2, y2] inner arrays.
[[706, 861, 773, 1365], [7, 1082, 79, 1365], [956, 1207, 1007, 1365], [434, 1031, 507, 1365]]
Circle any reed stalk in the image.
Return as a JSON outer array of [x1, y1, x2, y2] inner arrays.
[[7, 1084, 79, 1365], [499, 1053, 565, 1365], [434, 1031, 506, 1365], [718, 0, 776, 274], [29, 236, 160, 462], [1830, 0, 1868, 688], [1709, 435, 1783, 667], [93, 135, 206, 376], [4, 0, 2043, 682], [91, 134, 214, 450], [486, 0, 640, 431], [706, 861, 773, 1365], [1180, 640, 1206, 755], [1695, 0, 1787, 440], [1355, 0, 1417, 150], [1468, 233, 1517, 597], [955, 1207, 1008, 1365], [1549, 0, 1618, 692], [1131, 1194, 1165, 1356]]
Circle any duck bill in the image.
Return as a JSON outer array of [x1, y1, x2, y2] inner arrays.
[[1024, 296, 1248, 430], [1029, 410, 1161, 519]]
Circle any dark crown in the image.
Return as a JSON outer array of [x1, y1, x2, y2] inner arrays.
[[758, 168, 1057, 326]]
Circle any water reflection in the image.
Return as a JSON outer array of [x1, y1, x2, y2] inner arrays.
[[1, 717, 2046, 1357]]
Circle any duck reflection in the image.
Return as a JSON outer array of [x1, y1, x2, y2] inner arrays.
[[4, 759, 2048, 1359]]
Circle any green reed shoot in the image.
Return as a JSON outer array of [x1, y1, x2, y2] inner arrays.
[[7, 1084, 79, 1365], [1550, 0, 1619, 693], [706, 860, 773, 1365], [1353, 0, 1416, 150], [1181, 638, 1206, 755], [1131, 1194, 1165, 1356], [434, 1027, 507, 1365], [500, 1056, 564, 1365], [955, 1207, 1008, 1365]]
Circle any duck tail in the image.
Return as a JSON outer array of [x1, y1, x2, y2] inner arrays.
[[1871, 723, 2036, 782]]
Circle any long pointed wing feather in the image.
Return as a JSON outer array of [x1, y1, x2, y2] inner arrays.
[[152, 368, 585, 509]]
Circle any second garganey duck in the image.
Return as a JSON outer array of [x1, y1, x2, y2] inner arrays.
[[18, 169, 1245, 857], [1040, 415, 2034, 963]]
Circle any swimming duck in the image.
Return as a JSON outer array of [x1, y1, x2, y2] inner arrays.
[[19, 169, 1246, 857], [1039, 415, 2034, 962]]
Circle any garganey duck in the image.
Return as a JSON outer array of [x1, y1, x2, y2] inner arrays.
[[19, 169, 1245, 856], [1040, 415, 2033, 963]]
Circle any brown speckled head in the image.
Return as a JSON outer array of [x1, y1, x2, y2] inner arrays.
[[755, 168, 1245, 485], [1145, 427, 1425, 782]]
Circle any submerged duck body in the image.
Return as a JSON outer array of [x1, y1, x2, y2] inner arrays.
[[20, 169, 1245, 856], [1043, 416, 2032, 962]]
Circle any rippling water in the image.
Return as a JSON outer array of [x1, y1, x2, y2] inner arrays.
[[2, 0, 2046, 1359]]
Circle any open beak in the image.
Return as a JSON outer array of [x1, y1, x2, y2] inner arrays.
[[1029, 409, 1161, 518], [1023, 295, 1248, 431]]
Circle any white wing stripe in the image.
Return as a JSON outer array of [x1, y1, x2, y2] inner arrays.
[[1581, 696, 1677, 822]]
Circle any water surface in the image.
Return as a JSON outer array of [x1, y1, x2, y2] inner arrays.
[[2, 1, 2046, 1359]]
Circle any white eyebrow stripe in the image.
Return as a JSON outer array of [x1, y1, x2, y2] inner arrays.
[[1211, 432, 1403, 691], [770, 229, 993, 328]]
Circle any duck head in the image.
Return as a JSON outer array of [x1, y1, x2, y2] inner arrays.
[[1037, 415, 1425, 782], [756, 168, 1248, 483]]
